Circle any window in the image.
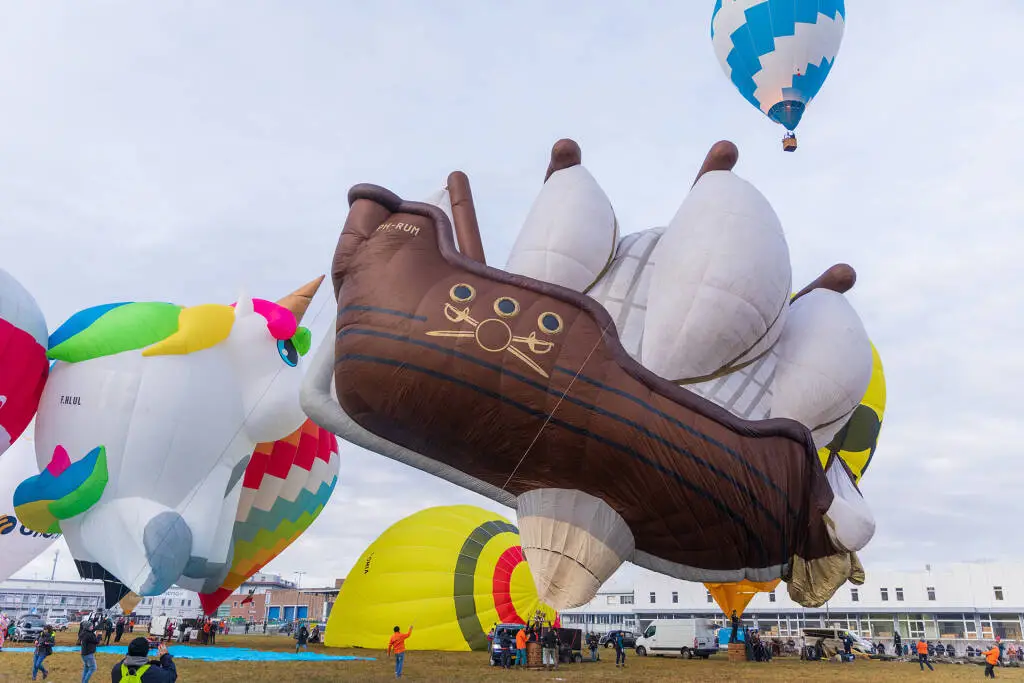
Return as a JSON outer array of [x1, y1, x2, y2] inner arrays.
[[768, 591, 776, 603], [880, 588, 889, 601], [187, 600, 192, 606], [994, 586, 1004, 601], [649, 592, 656, 604], [620, 595, 634, 605], [850, 588, 859, 602], [895, 588, 904, 601], [671, 592, 678, 604], [706, 591, 714, 603], [927, 587, 936, 601], [233, 602, 239, 607], [607, 596, 616, 605], [644, 625, 656, 638], [180, 599, 185, 606]]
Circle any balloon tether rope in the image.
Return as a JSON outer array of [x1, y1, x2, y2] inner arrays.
[[501, 319, 613, 492]]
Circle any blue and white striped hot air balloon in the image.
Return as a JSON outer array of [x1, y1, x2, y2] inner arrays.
[[711, 0, 846, 151]]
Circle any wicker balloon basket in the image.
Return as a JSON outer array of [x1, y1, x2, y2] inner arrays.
[[728, 642, 747, 662], [526, 642, 544, 669]]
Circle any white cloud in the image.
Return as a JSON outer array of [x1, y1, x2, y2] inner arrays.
[[4, 2, 1022, 593]]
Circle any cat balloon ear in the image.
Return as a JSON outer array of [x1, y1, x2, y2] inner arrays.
[[235, 288, 254, 318]]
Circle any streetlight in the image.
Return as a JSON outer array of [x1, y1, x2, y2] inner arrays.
[[293, 572, 306, 624]]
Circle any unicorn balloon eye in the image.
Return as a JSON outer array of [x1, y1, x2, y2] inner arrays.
[[277, 339, 299, 367]]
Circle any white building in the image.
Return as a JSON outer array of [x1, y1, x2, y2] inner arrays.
[[561, 562, 1024, 643], [0, 578, 203, 621], [136, 587, 203, 620], [0, 578, 104, 618]]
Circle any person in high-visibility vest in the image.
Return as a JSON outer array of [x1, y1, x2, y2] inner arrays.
[[111, 638, 177, 682], [916, 639, 934, 672]]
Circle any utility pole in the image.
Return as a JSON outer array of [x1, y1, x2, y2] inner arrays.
[[50, 549, 60, 581], [294, 572, 306, 623]]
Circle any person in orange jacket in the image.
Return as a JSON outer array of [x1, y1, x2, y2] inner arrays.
[[387, 625, 413, 679], [514, 627, 528, 667], [983, 642, 1000, 678], [917, 639, 934, 671]]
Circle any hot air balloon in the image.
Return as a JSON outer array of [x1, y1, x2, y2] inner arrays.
[[325, 506, 558, 651], [15, 277, 323, 597], [0, 434, 61, 584], [711, 0, 846, 151], [0, 268, 48, 456], [302, 137, 882, 612], [196, 418, 341, 612]]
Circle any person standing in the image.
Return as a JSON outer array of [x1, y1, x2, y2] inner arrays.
[[730, 610, 740, 644], [295, 623, 309, 654], [31, 624, 55, 680], [541, 627, 559, 671], [586, 632, 599, 662], [388, 625, 413, 679], [893, 631, 902, 657], [983, 642, 1000, 678], [80, 620, 99, 683], [917, 639, 934, 671], [498, 629, 514, 669], [209, 619, 217, 646], [112, 638, 177, 682], [515, 626, 529, 667], [115, 617, 125, 643], [614, 630, 627, 668]]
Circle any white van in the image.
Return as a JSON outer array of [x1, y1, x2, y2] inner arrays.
[[636, 618, 719, 659]]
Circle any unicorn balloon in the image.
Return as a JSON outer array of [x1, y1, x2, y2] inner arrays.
[[14, 277, 323, 596]]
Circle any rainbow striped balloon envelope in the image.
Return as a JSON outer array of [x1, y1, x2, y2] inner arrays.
[[199, 419, 340, 614]]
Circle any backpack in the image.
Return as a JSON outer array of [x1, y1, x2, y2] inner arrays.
[[119, 663, 150, 682]]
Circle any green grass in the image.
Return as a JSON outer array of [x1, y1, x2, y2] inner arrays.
[[0, 632, 1020, 682]]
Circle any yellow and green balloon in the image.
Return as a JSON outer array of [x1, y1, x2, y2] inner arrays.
[[326, 505, 558, 651]]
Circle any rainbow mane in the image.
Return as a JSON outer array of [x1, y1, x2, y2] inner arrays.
[[48, 299, 311, 363]]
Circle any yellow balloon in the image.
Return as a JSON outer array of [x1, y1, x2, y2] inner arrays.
[[705, 579, 781, 618], [818, 343, 886, 483], [325, 505, 557, 651]]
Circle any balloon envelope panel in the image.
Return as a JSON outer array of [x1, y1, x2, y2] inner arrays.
[[325, 506, 557, 651], [0, 435, 61, 583], [0, 269, 48, 456], [199, 419, 340, 614], [818, 344, 886, 483]]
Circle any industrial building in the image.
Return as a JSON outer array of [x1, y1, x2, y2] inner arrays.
[[560, 562, 1024, 644]]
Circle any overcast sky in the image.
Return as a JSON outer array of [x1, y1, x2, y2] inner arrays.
[[3, 2, 1021, 592]]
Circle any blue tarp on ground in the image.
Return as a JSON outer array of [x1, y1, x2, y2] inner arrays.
[[2, 645, 375, 662]]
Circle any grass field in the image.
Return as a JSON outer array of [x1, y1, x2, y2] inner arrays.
[[1, 633, 1021, 682]]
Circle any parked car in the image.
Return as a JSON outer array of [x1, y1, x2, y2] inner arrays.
[[636, 619, 718, 658], [49, 616, 70, 632], [13, 614, 45, 642], [599, 630, 638, 649], [488, 623, 525, 666]]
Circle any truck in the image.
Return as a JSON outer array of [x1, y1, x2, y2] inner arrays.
[[635, 618, 719, 659]]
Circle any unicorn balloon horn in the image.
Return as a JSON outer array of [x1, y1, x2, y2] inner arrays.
[[276, 276, 325, 324]]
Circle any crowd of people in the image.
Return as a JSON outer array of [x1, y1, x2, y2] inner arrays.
[[486, 623, 570, 672], [74, 618, 177, 682]]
